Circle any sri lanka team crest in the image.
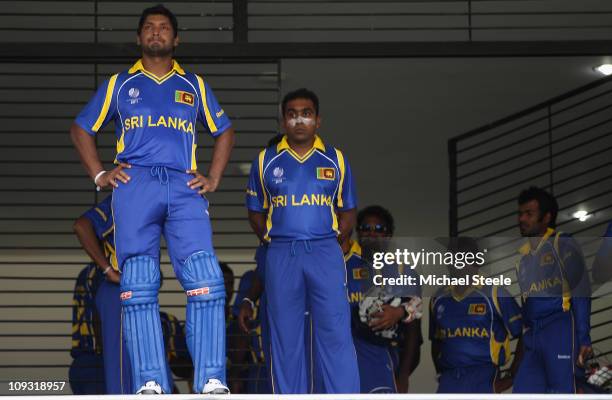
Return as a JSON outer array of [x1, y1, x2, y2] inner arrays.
[[317, 167, 335, 180], [468, 303, 487, 315], [175, 90, 195, 106]]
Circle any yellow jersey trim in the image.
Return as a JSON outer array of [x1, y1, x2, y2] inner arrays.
[[344, 240, 362, 261], [335, 148, 346, 208], [276, 135, 326, 163], [94, 207, 107, 222], [258, 149, 269, 210], [518, 227, 555, 255], [195, 74, 218, 134], [128, 59, 185, 84], [553, 231, 572, 312], [92, 74, 118, 132], [191, 143, 198, 170]]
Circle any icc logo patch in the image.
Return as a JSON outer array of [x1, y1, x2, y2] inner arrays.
[[175, 90, 195, 106], [127, 87, 142, 104], [273, 167, 285, 184], [316, 167, 335, 180], [468, 303, 487, 315]]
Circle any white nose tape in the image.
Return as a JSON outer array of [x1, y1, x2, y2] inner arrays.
[[288, 116, 315, 127]]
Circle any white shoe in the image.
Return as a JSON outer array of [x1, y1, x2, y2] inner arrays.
[[202, 378, 230, 394], [136, 381, 163, 395]]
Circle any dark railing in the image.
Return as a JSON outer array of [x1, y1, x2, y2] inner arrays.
[[0, 0, 611, 44]]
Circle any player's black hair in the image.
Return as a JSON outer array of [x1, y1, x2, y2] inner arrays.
[[281, 88, 320, 116], [138, 4, 178, 38], [357, 205, 395, 235], [267, 133, 284, 148], [518, 186, 558, 228]]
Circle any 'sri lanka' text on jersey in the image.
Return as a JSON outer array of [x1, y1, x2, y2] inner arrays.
[[75, 59, 231, 172], [246, 135, 357, 241]]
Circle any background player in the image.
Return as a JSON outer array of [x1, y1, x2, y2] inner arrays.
[[513, 186, 592, 393], [246, 88, 359, 393], [73, 194, 193, 393], [347, 205, 423, 393], [68, 263, 105, 394], [429, 237, 523, 393], [70, 5, 235, 394]]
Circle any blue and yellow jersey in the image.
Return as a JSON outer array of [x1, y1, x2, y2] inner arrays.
[[160, 311, 189, 365], [75, 59, 231, 172], [82, 195, 118, 271], [71, 263, 104, 358], [246, 135, 357, 241], [345, 241, 368, 309], [429, 285, 522, 369], [516, 228, 591, 346]]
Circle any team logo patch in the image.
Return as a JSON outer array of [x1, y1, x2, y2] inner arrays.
[[186, 287, 210, 297], [468, 303, 487, 315], [316, 167, 335, 180], [175, 90, 195, 106], [352, 267, 369, 280], [120, 291, 132, 301], [540, 252, 554, 266]]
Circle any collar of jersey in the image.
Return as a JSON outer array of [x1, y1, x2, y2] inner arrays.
[[276, 134, 325, 163], [450, 283, 483, 302], [128, 59, 185, 84], [518, 227, 555, 255], [344, 240, 362, 261]]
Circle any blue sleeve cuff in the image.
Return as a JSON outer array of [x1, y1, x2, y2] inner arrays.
[[210, 121, 232, 138]]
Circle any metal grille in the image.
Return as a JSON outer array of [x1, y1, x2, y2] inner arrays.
[[1, 0, 611, 44], [0, 1, 233, 43], [0, 60, 280, 389], [448, 74, 612, 360], [248, 0, 612, 43]]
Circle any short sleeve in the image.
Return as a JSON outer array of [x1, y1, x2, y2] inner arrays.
[[195, 76, 232, 137], [494, 287, 523, 338], [81, 196, 113, 240], [246, 150, 268, 212], [334, 149, 357, 211], [74, 75, 119, 136]]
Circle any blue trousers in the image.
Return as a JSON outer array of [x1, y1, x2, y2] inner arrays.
[[265, 238, 359, 394], [354, 335, 398, 393], [112, 165, 221, 392], [68, 353, 106, 394], [95, 280, 132, 394], [514, 311, 578, 393], [438, 364, 497, 393]]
